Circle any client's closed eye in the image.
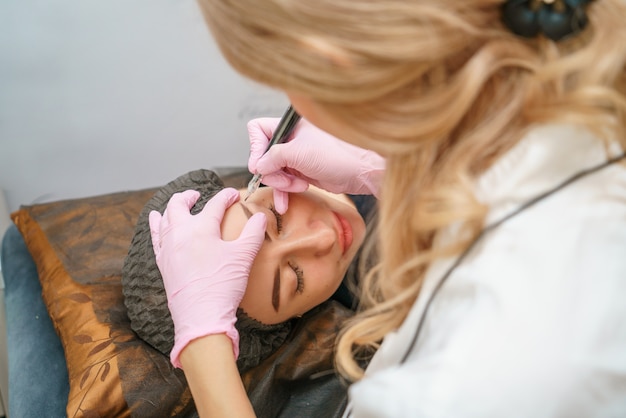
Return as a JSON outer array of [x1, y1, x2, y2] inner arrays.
[[269, 204, 283, 233], [289, 262, 305, 294]]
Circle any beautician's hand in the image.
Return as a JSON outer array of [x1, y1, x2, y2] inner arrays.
[[248, 117, 385, 213], [148, 188, 267, 368]]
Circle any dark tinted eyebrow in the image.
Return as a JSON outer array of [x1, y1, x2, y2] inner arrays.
[[239, 203, 271, 242], [272, 268, 280, 312]]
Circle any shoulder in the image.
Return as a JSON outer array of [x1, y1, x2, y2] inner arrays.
[[350, 200, 626, 416], [472, 123, 626, 284], [348, 154, 626, 417]]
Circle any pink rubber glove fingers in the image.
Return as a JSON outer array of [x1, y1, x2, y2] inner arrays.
[[247, 117, 385, 214], [247, 117, 304, 214], [149, 188, 267, 368]]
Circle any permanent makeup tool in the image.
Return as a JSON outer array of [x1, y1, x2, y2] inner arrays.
[[244, 105, 301, 201]]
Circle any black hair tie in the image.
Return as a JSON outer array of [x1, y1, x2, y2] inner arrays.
[[502, 0, 594, 41]]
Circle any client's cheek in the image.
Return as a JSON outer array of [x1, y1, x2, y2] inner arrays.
[[239, 293, 282, 325]]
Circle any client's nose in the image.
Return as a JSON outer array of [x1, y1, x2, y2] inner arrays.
[[282, 220, 335, 257]]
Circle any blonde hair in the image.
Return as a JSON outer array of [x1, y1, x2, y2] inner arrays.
[[198, 0, 626, 380]]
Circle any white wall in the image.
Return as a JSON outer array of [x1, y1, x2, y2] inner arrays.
[[0, 0, 288, 212]]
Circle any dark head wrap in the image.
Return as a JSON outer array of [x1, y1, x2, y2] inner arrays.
[[121, 169, 292, 372]]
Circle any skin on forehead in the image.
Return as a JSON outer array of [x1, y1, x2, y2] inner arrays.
[[221, 186, 366, 324]]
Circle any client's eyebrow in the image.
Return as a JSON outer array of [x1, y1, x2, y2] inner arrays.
[[272, 268, 280, 312], [239, 203, 271, 242]]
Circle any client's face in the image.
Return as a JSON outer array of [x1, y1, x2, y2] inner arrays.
[[221, 187, 366, 324]]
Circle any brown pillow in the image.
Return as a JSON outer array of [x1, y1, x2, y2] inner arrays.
[[11, 170, 353, 418], [12, 188, 198, 417]]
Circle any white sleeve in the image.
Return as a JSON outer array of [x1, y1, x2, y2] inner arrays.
[[346, 186, 626, 418]]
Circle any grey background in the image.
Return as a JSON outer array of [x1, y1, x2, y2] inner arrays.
[[0, 0, 288, 212]]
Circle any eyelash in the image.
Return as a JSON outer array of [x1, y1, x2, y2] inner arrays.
[[269, 204, 283, 233], [289, 261, 305, 294], [269, 204, 304, 294]]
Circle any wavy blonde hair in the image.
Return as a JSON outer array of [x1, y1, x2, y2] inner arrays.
[[198, 0, 626, 380]]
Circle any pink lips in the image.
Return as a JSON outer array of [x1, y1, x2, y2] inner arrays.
[[333, 212, 354, 256]]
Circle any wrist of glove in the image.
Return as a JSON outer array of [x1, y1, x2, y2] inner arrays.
[[167, 283, 239, 368], [149, 188, 267, 368]]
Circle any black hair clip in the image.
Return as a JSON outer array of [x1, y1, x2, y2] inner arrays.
[[502, 0, 594, 41]]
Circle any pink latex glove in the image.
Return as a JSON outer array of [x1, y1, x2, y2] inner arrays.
[[247, 117, 385, 213], [148, 188, 267, 368]]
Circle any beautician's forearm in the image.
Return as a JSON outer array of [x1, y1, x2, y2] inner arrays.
[[179, 334, 256, 418]]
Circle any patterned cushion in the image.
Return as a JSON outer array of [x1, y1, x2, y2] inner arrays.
[[10, 169, 353, 417]]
